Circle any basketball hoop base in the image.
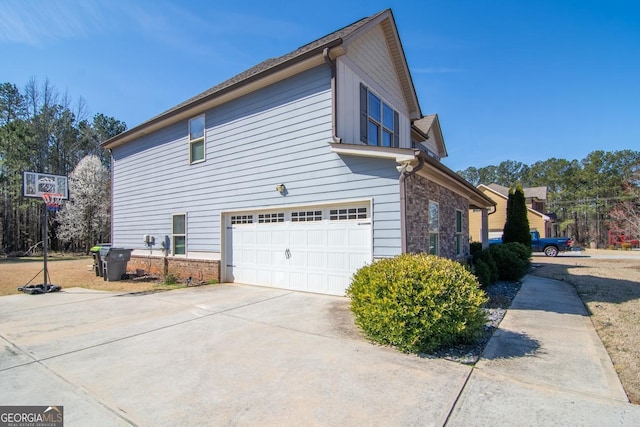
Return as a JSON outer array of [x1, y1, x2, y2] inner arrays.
[[17, 284, 62, 295]]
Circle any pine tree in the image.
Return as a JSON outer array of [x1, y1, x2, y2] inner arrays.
[[503, 184, 531, 248]]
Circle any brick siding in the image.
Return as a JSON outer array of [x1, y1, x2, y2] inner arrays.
[[405, 173, 469, 259], [128, 256, 220, 283]]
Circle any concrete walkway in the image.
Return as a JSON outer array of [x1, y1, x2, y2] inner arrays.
[[447, 275, 640, 426], [1, 276, 640, 426]]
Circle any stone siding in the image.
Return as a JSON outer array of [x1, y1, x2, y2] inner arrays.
[[405, 173, 469, 259], [128, 256, 220, 283]]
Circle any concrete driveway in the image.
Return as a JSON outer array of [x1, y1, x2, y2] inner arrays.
[[0, 284, 471, 426]]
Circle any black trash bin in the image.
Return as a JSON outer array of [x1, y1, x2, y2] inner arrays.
[[102, 248, 133, 281], [90, 244, 111, 277]]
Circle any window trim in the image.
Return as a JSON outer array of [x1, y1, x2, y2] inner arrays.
[[455, 209, 464, 257], [172, 213, 187, 256], [189, 114, 206, 164], [428, 201, 439, 255], [360, 83, 399, 148]]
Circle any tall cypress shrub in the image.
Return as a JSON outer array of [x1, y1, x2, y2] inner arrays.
[[503, 184, 532, 248]]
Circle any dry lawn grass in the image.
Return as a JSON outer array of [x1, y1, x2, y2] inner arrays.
[[0, 255, 181, 296], [530, 250, 640, 404]]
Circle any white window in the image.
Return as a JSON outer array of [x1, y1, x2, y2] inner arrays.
[[330, 207, 367, 221], [172, 214, 186, 256], [258, 213, 284, 223], [360, 84, 399, 147], [189, 115, 205, 164], [291, 210, 323, 222], [230, 215, 253, 225], [428, 201, 439, 255], [455, 210, 463, 256]]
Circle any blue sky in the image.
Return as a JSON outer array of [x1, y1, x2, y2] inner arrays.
[[1, 0, 639, 172]]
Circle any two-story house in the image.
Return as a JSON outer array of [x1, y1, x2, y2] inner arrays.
[[102, 9, 495, 296], [469, 183, 553, 242]]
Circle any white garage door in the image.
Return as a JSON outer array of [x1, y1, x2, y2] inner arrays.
[[225, 204, 372, 295]]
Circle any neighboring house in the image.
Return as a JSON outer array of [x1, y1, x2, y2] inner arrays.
[[469, 183, 553, 242], [102, 9, 495, 296]]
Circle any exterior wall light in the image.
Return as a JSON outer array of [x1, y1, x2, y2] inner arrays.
[[275, 183, 286, 193]]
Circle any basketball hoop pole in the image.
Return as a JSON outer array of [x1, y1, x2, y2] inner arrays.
[[43, 206, 49, 288]]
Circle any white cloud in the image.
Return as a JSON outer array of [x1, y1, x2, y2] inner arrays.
[[0, 0, 107, 46]]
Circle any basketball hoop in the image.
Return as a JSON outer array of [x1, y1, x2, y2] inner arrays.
[[42, 193, 64, 212]]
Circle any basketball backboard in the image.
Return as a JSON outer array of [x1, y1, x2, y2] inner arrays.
[[22, 171, 69, 199]]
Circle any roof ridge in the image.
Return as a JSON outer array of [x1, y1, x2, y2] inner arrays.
[[155, 9, 390, 121]]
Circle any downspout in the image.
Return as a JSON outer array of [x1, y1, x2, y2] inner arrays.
[[323, 48, 342, 143], [400, 153, 425, 253], [109, 148, 114, 244]]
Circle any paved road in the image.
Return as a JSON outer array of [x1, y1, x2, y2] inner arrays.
[[534, 248, 640, 260], [1, 278, 639, 426]]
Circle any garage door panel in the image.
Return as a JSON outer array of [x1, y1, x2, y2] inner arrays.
[[327, 252, 348, 270], [254, 250, 271, 267], [289, 229, 308, 245], [327, 229, 347, 246], [305, 251, 326, 269], [289, 252, 307, 268], [349, 253, 370, 270], [306, 229, 326, 246], [255, 230, 272, 245], [327, 275, 349, 294], [227, 205, 372, 295], [349, 228, 371, 246]]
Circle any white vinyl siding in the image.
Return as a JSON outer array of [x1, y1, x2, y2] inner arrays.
[[111, 66, 403, 258], [336, 57, 411, 148], [347, 25, 404, 105]]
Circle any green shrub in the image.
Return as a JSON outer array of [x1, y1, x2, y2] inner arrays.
[[346, 253, 488, 354], [163, 273, 180, 285], [473, 259, 492, 287], [469, 242, 483, 260], [502, 242, 532, 265], [477, 249, 498, 285], [487, 244, 528, 281]]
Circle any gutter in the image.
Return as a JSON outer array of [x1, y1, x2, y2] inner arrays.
[[399, 154, 425, 253], [323, 48, 342, 143]]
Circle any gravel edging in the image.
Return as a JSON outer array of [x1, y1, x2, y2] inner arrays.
[[422, 280, 523, 365]]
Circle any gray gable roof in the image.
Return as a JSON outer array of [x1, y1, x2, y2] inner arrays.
[[165, 10, 389, 119], [413, 115, 436, 135], [103, 9, 400, 148], [486, 183, 547, 201]]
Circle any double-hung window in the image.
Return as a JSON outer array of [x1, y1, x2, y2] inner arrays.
[[189, 115, 205, 164], [428, 201, 439, 255], [172, 214, 186, 256], [360, 83, 399, 147], [455, 210, 463, 256]]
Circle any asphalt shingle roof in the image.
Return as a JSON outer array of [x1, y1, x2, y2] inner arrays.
[[154, 9, 389, 121]]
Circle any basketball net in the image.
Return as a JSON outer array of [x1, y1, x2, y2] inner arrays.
[[42, 193, 64, 212]]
